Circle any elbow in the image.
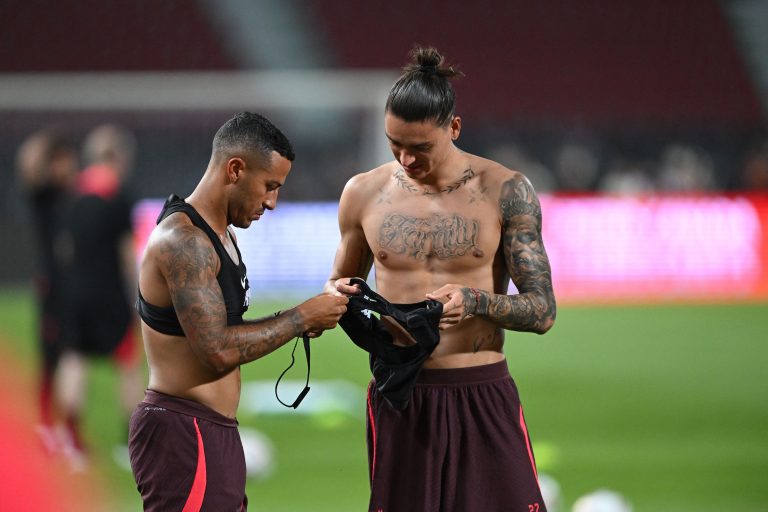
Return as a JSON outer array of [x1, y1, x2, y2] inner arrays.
[[201, 350, 236, 374], [535, 316, 555, 335], [188, 328, 238, 373], [535, 300, 557, 335]]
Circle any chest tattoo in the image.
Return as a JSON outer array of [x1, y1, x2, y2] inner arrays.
[[376, 186, 392, 205], [394, 167, 475, 196], [468, 184, 489, 204], [378, 213, 479, 259]]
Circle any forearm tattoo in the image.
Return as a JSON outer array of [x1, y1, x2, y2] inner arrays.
[[465, 175, 556, 333], [163, 226, 304, 371], [233, 310, 304, 365], [378, 213, 478, 259], [463, 287, 490, 316]]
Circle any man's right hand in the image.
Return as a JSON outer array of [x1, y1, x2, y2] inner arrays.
[[297, 293, 349, 333], [333, 278, 362, 297]]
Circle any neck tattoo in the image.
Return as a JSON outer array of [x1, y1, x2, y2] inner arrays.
[[394, 167, 475, 196]]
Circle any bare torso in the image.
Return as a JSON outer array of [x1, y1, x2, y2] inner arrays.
[[355, 155, 513, 368], [141, 326, 242, 418]]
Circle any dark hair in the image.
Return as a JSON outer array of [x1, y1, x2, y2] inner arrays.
[[46, 132, 78, 160], [213, 111, 295, 164], [385, 46, 464, 127]]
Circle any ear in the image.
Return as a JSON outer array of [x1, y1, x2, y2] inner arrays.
[[449, 116, 462, 141], [226, 157, 246, 184]]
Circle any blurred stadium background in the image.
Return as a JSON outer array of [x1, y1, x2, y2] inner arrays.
[[1, 1, 767, 511]]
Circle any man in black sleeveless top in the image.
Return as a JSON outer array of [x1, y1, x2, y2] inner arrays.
[[129, 112, 348, 512]]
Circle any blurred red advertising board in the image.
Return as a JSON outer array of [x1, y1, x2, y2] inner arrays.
[[540, 194, 768, 303]]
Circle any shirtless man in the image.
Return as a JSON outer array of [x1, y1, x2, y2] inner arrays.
[[129, 112, 348, 512], [326, 48, 557, 511]]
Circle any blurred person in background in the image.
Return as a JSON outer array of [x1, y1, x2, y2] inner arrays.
[[553, 141, 600, 192], [598, 157, 656, 195], [326, 47, 556, 512], [15, 129, 79, 452], [740, 138, 768, 190], [129, 112, 347, 511], [489, 142, 557, 194], [655, 143, 716, 192], [55, 124, 144, 470]]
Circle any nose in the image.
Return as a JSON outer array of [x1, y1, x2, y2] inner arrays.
[[398, 151, 416, 167], [264, 189, 278, 210]]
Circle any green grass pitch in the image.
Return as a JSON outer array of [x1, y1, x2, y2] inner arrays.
[[0, 286, 766, 511]]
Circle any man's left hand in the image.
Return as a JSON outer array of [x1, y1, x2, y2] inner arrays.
[[426, 284, 472, 330]]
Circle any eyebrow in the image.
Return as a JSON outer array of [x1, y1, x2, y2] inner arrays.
[[386, 135, 433, 150]]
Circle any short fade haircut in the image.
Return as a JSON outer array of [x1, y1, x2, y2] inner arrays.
[[213, 112, 295, 165], [385, 46, 464, 127]]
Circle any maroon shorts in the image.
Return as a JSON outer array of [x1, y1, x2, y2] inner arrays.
[[128, 390, 248, 512], [366, 360, 546, 512]]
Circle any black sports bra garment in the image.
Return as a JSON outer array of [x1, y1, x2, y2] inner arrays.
[[338, 278, 442, 410], [136, 194, 250, 336]]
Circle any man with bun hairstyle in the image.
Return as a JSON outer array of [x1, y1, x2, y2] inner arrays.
[[326, 47, 556, 511], [129, 112, 348, 511]]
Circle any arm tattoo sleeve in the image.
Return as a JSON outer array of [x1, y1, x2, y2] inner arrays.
[[467, 175, 556, 333], [163, 226, 305, 372]]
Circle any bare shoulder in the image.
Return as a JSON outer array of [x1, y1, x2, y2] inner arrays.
[[339, 162, 396, 213], [469, 154, 531, 192], [144, 212, 219, 275], [467, 154, 541, 221], [342, 162, 393, 197], [146, 211, 193, 251]]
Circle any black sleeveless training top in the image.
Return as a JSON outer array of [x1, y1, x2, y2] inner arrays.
[[136, 194, 250, 336]]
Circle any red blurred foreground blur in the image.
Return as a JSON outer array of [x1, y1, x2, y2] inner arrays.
[[0, 341, 112, 512]]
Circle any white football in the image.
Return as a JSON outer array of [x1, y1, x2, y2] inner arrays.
[[239, 427, 275, 480], [572, 489, 632, 512]]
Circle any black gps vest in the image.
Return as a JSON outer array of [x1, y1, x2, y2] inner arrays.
[[136, 194, 250, 336], [338, 278, 442, 410]]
